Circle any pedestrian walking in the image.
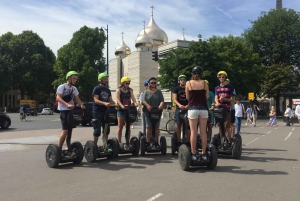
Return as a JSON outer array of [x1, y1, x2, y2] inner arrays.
[[245, 105, 252, 125], [251, 103, 260, 127], [268, 106, 278, 126], [234, 99, 245, 134]]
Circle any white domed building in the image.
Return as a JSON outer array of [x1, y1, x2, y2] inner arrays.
[[108, 8, 190, 104]]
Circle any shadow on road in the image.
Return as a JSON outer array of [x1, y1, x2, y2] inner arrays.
[[56, 154, 177, 170]]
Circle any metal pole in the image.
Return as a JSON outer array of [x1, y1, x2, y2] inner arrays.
[[169, 50, 179, 77], [106, 24, 109, 75]]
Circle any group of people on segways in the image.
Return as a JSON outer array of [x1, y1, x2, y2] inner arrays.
[[139, 77, 167, 155]]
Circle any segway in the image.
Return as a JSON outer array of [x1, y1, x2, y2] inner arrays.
[[171, 109, 188, 155], [117, 106, 140, 156], [178, 109, 218, 171], [211, 107, 242, 159], [84, 106, 119, 162], [140, 107, 167, 155]]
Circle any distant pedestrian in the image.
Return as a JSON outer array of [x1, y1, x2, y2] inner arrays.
[[245, 105, 252, 125], [268, 106, 278, 126], [295, 104, 300, 124], [251, 103, 260, 127], [284, 104, 293, 126], [234, 99, 245, 134]]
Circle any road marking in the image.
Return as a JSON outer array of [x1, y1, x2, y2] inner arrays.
[[267, 131, 271, 135], [284, 132, 292, 141], [51, 119, 61, 121], [275, 127, 278, 129], [147, 193, 163, 201], [292, 127, 295, 131], [262, 135, 265, 136], [245, 138, 259, 146]]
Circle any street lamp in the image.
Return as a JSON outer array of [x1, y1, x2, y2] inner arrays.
[[100, 25, 109, 75]]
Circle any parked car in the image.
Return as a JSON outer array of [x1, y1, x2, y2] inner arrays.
[[0, 113, 11, 129], [41, 108, 53, 115], [25, 108, 37, 116]]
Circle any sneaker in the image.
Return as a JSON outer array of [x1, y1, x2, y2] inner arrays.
[[201, 153, 208, 161], [254, 124, 256, 127], [124, 144, 130, 150], [191, 154, 197, 161], [155, 143, 160, 149], [106, 146, 113, 152], [146, 142, 151, 149], [98, 146, 105, 153]]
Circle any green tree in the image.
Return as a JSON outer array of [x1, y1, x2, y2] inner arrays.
[[158, 35, 263, 98], [244, 8, 300, 66], [53, 26, 106, 101], [0, 31, 56, 102]]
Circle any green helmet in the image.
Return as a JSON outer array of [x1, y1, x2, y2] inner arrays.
[[178, 74, 187, 80], [98, 72, 108, 82], [226, 78, 230, 83], [66, 71, 78, 80]]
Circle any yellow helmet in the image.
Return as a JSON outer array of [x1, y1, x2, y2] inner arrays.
[[204, 80, 209, 84], [217, 71, 228, 77], [120, 76, 131, 84]]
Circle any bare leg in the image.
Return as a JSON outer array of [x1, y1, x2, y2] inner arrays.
[[58, 130, 68, 149], [117, 116, 125, 143], [199, 117, 208, 154], [189, 118, 199, 154]]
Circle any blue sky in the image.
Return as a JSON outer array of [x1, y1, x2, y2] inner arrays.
[[0, 0, 299, 62]]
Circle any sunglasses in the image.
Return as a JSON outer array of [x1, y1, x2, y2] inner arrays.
[[218, 76, 226, 79], [150, 82, 156, 84], [124, 82, 130, 85], [180, 79, 186, 81]]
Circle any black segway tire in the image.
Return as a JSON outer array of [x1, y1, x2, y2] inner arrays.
[[178, 144, 191, 171], [107, 138, 118, 159], [206, 143, 218, 169], [233, 133, 242, 144], [140, 136, 146, 156], [84, 140, 98, 163], [171, 135, 176, 155], [130, 136, 140, 156], [71, 141, 84, 164], [160, 136, 167, 155], [45, 144, 61, 168], [138, 131, 143, 142], [232, 138, 242, 159]]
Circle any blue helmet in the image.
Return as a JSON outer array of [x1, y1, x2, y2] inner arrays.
[[144, 81, 149, 86]]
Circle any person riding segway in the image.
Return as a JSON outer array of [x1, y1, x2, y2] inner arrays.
[[140, 77, 167, 155], [116, 76, 139, 156], [211, 71, 242, 159], [45, 71, 85, 168], [171, 74, 190, 155], [84, 73, 119, 163], [178, 66, 218, 171]]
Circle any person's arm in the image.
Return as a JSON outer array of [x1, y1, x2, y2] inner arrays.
[[158, 90, 164, 110], [94, 95, 109, 106], [56, 93, 74, 109], [109, 96, 116, 106], [74, 95, 85, 109]]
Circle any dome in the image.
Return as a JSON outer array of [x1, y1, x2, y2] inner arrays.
[[115, 39, 131, 56], [135, 29, 153, 48], [137, 16, 168, 46]]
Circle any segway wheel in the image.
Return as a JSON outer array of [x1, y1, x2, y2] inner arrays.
[[84, 141, 98, 163], [138, 131, 143, 142], [178, 144, 190, 171], [140, 136, 146, 156], [233, 133, 242, 144], [160, 136, 167, 155], [45, 144, 61, 168], [171, 135, 176, 155], [107, 138, 118, 159], [130, 136, 140, 156], [232, 138, 242, 159], [206, 143, 218, 169], [71, 141, 84, 164]]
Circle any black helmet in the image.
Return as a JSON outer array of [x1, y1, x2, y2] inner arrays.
[[192, 66, 203, 75]]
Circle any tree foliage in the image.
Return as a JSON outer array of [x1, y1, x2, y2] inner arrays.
[[244, 9, 300, 66], [158, 35, 263, 98], [0, 31, 56, 101], [53, 26, 106, 101]]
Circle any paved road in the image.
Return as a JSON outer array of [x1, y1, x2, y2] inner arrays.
[[0, 117, 299, 201]]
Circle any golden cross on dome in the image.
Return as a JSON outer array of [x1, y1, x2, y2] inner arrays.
[[142, 20, 146, 28], [121, 32, 124, 39]]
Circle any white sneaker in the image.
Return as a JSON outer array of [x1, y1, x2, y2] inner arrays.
[[131, 125, 134, 128]]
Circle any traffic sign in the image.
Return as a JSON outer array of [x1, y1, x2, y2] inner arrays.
[[248, 92, 254, 100]]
